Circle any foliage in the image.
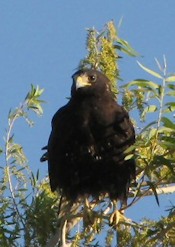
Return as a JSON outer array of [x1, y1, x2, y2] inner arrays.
[[79, 21, 138, 96], [0, 85, 59, 246], [0, 21, 175, 247]]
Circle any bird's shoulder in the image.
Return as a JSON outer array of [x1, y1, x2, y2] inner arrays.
[[51, 102, 73, 128], [88, 96, 128, 125]]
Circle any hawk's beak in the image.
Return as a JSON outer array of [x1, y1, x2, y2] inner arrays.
[[75, 75, 91, 89]]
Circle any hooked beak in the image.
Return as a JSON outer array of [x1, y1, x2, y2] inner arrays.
[[75, 74, 91, 89]]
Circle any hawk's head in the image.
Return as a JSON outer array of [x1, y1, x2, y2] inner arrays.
[[71, 69, 112, 96]]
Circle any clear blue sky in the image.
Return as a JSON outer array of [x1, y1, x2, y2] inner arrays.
[[1, 1, 175, 224]]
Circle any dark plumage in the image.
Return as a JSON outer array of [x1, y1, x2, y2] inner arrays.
[[43, 69, 135, 202]]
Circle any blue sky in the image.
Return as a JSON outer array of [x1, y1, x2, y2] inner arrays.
[[1, 1, 175, 225]]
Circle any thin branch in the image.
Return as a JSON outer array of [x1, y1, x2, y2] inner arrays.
[[5, 104, 27, 228]]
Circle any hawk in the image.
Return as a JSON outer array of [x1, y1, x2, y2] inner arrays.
[[41, 69, 135, 204]]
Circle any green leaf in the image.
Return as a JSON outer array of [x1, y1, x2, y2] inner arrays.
[[116, 38, 139, 57], [166, 91, 175, 97], [159, 140, 175, 149], [163, 107, 175, 113], [161, 117, 175, 130], [165, 75, 175, 82], [124, 79, 159, 90], [26, 84, 44, 101], [148, 128, 157, 140], [165, 102, 175, 107], [114, 44, 138, 57], [164, 102, 175, 112], [140, 121, 157, 133], [141, 105, 157, 121], [146, 181, 159, 206], [124, 154, 134, 160], [158, 126, 175, 134], [167, 83, 175, 90], [137, 61, 163, 79]]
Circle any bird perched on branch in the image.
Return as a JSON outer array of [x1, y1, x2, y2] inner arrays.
[[41, 69, 135, 204]]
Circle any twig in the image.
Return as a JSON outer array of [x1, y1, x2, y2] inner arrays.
[[5, 104, 27, 228]]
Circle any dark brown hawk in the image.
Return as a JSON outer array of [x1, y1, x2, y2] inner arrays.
[[41, 69, 135, 203]]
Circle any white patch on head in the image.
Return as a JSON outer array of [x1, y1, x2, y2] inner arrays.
[[106, 84, 110, 92]]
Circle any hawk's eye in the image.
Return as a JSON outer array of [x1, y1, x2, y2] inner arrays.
[[89, 74, 97, 82]]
